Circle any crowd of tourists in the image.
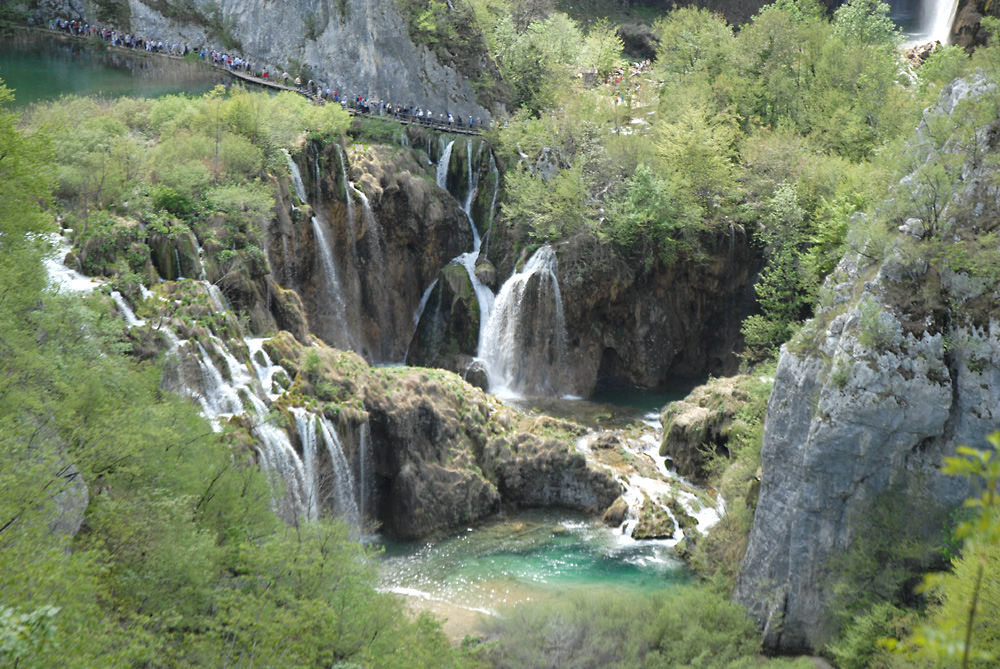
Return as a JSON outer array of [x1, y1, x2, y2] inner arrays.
[[604, 58, 652, 86], [47, 17, 483, 133]]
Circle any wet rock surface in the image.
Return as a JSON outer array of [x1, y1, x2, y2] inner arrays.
[[263, 333, 620, 539]]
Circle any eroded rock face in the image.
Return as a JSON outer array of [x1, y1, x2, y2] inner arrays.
[[735, 78, 1000, 652], [952, 0, 1000, 48], [555, 225, 760, 395], [660, 375, 752, 482], [263, 333, 620, 539], [268, 140, 471, 362]]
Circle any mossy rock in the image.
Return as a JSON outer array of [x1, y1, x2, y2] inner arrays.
[[633, 495, 675, 540], [602, 496, 629, 527], [667, 497, 698, 531]]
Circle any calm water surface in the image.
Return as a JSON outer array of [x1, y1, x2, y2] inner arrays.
[[0, 31, 226, 106]]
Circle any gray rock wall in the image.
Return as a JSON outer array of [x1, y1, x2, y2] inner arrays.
[[32, 0, 493, 120], [734, 75, 1000, 652], [127, 0, 492, 120]]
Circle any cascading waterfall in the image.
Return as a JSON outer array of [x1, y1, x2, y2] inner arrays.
[[181, 334, 313, 522], [412, 278, 439, 327], [284, 149, 355, 350], [310, 215, 355, 349], [359, 420, 373, 524], [926, 0, 960, 44], [110, 290, 144, 327], [894, 0, 960, 45], [335, 144, 356, 227], [284, 149, 308, 203], [436, 139, 455, 190], [481, 152, 499, 257], [319, 413, 362, 528], [480, 245, 569, 397]]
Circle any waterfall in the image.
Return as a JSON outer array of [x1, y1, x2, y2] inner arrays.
[[310, 215, 354, 349], [43, 233, 95, 293], [246, 337, 286, 400], [291, 408, 322, 521], [413, 137, 499, 367], [319, 413, 361, 528], [412, 278, 438, 327], [110, 290, 144, 327], [193, 341, 244, 424], [335, 144, 355, 226], [895, 0, 960, 45], [283, 149, 308, 203], [480, 245, 569, 397], [359, 420, 373, 524], [436, 139, 455, 189], [207, 283, 228, 312], [174, 248, 184, 279], [482, 152, 500, 257], [927, 0, 959, 44]]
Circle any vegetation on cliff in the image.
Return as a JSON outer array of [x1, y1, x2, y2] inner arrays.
[[0, 81, 478, 666]]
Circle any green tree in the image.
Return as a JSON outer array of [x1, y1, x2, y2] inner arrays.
[[902, 434, 1000, 668], [833, 0, 901, 48], [580, 18, 624, 80]]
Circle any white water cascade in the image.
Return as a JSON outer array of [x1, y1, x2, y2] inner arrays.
[[284, 149, 356, 350], [576, 415, 724, 545], [291, 407, 361, 529], [895, 0, 960, 45], [926, 0, 960, 45], [110, 290, 145, 327], [176, 334, 314, 522], [435, 138, 496, 345], [480, 246, 569, 397]]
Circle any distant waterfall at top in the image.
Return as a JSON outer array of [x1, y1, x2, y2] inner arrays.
[[480, 245, 570, 397], [891, 0, 959, 45]]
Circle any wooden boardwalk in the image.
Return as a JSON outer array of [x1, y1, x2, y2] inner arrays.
[[224, 68, 482, 135]]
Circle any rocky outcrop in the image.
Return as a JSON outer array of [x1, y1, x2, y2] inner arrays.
[[268, 139, 472, 362], [734, 77, 1000, 653], [660, 375, 752, 482], [553, 225, 760, 396], [263, 333, 620, 539], [406, 261, 480, 369], [952, 0, 1000, 48], [35, 0, 495, 120]]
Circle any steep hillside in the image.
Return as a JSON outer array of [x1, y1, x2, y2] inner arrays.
[[735, 74, 1000, 652]]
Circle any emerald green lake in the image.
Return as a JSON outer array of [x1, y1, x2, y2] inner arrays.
[[0, 31, 226, 107], [378, 510, 690, 637]]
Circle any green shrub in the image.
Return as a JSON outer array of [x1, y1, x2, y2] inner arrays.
[[151, 184, 194, 217]]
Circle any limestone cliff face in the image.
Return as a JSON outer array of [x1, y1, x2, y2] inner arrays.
[[734, 77, 1000, 652], [146, 0, 493, 118], [556, 225, 760, 395], [268, 139, 471, 362], [37, 0, 493, 119]]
